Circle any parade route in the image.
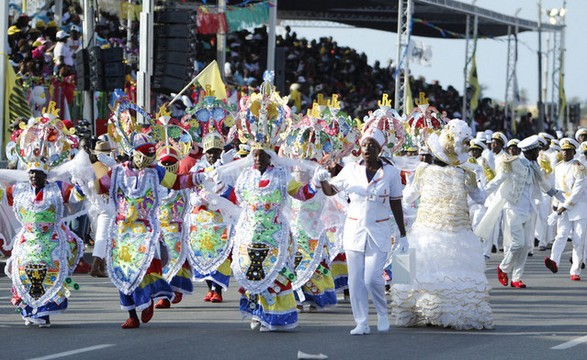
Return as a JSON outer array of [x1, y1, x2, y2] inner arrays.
[[1, 247, 586, 360]]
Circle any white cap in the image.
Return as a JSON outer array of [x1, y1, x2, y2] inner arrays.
[[518, 135, 542, 152], [56, 30, 69, 40]]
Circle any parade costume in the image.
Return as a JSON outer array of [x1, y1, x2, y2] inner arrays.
[[477, 135, 562, 288], [154, 133, 196, 307], [391, 120, 492, 330], [97, 101, 205, 328], [1, 104, 87, 327], [188, 133, 238, 301], [279, 96, 358, 311], [181, 93, 239, 302], [217, 72, 318, 331], [545, 138, 587, 279]]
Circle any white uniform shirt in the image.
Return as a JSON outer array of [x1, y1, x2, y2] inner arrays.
[[331, 160, 403, 253]]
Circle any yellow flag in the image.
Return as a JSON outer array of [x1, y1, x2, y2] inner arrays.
[[4, 56, 16, 142], [196, 60, 227, 100], [559, 71, 566, 120], [405, 78, 414, 115], [468, 50, 480, 112]]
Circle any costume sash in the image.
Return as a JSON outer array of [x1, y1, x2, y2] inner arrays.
[[107, 166, 160, 295], [11, 183, 70, 309], [290, 193, 328, 290], [231, 168, 290, 294], [159, 189, 189, 281]]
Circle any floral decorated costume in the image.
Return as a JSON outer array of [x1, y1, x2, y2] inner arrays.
[[6, 181, 84, 322], [158, 188, 193, 295], [231, 165, 316, 331], [290, 192, 337, 309], [188, 159, 236, 293]]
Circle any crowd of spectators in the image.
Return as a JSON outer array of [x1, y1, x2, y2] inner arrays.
[[7, 3, 554, 139]]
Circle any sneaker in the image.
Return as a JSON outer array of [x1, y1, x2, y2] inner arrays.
[[259, 325, 272, 332], [203, 290, 214, 302], [510, 281, 527, 288], [250, 320, 261, 330], [497, 266, 509, 287], [350, 325, 371, 335], [210, 292, 223, 303], [171, 292, 183, 304], [377, 315, 390, 332], [544, 257, 558, 273]]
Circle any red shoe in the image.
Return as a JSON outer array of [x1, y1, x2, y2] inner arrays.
[[510, 281, 527, 288], [154, 299, 171, 309], [171, 292, 183, 304], [210, 292, 223, 303], [121, 317, 140, 329], [74, 259, 91, 274], [141, 302, 154, 323], [544, 257, 558, 273], [203, 290, 214, 302], [497, 266, 509, 287], [570, 275, 581, 281]]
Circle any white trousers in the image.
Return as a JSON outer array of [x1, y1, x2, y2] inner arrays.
[[92, 212, 112, 259], [346, 239, 388, 328], [550, 214, 587, 276], [483, 212, 502, 258], [500, 209, 536, 282]]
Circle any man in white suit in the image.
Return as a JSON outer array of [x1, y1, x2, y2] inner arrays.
[[544, 138, 587, 280], [476, 135, 563, 288]]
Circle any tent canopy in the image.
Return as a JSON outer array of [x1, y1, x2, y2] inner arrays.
[[273, 0, 560, 38]]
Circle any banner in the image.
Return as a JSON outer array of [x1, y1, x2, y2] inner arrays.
[[196, 61, 227, 100], [468, 50, 480, 112], [409, 40, 432, 67]]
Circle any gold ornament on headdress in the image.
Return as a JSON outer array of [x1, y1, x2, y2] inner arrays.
[[378, 93, 393, 107]]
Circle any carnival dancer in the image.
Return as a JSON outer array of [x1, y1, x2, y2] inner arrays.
[[154, 145, 194, 308], [1, 105, 87, 327], [88, 140, 116, 277], [476, 135, 564, 289], [544, 138, 587, 280], [95, 115, 207, 328], [215, 72, 318, 332], [318, 126, 407, 335], [391, 120, 492, 330], [188, 131, 236, 303]]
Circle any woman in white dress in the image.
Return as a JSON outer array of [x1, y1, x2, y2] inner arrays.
[[391, 119, 493, 330]]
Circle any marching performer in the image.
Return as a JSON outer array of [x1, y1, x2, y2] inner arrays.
[[477, 135, 563, 289], [1, 105, 86, 327], [544, 138, 587, 280]]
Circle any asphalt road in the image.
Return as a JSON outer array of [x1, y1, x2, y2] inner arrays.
[[1, 244, 586, 360]]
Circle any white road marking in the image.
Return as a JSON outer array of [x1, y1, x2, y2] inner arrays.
[[27, 344, 115, 360], [551, 335, 587, 350]]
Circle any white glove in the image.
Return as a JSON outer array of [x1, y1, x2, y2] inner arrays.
[[392, 236, 409, 253], [313, 166, 331, 183], [553, 190, 565, 203]]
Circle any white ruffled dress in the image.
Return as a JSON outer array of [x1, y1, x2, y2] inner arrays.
[[391, 164, 493, 330]]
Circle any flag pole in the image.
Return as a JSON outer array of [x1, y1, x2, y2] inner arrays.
[[168, 61, 217, 106], [0, 0, 9, 161]]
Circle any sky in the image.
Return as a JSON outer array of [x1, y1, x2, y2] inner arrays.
[[286, 0, 584, 107]]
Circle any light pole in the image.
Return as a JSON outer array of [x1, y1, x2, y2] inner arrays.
[[537, 1, 544, 132], [548, 5, 567, 132]]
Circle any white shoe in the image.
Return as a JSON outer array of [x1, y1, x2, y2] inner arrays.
[[250, 320, 261, 330], [259, 325, 271, 332], [377, 316, 390, 332], [350, 325, 370, 335]]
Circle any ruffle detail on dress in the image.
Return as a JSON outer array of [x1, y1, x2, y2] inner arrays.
[[391, 226, 493, 330]]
